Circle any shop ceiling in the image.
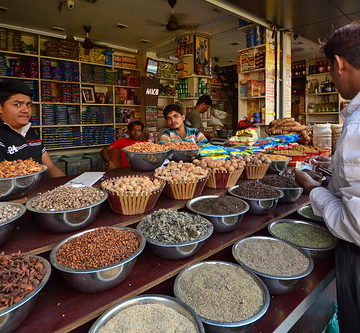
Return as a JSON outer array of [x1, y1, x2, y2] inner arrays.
[[0, 0, 358, 65]]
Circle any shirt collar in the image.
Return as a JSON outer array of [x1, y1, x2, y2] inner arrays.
[[341, 91, 360, 120], [2, 122, 32, 137]]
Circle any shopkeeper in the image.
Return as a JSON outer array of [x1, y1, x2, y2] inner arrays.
[[0, 79, 65, 177], [295, 21, 360, 333], [100, 121, 147, 169], [185, 94, 213, 130], [159, 104, 208, 145]]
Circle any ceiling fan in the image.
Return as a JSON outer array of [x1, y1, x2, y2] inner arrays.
[[58, 0, 98, 12], [82, 25, 94, 49]]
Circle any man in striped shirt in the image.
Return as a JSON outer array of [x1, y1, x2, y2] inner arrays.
[[159, 104, 208, 145]]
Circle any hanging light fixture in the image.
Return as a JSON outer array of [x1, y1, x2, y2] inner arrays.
[[82, 25, 94, 49]]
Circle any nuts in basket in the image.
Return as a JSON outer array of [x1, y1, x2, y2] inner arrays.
[[155, 161, 208, 183], [193, 158, 245, 172], [101, 176, 163, 195]]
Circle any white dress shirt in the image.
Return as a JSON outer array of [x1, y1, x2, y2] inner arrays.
[[310, 91, 360, 246]]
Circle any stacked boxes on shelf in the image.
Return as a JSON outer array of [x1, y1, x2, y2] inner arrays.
[[41, 82, 80, 103], [40, 59, 79, 82], [1, 56, 39, 78], [43, 40, 79, 60], [145, 107, 158, 127], [115, 107, 131, 124], [42, 127, 81, 149], [82, 106, 113, 124], [237, 47, 265, 72], [82, 126, 116, 145], [0, 29, 23, 52], [113, 55, 137, 69], [42, 105, 80, 125]]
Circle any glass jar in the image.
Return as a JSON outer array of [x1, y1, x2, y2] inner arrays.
[[331, 124, 343, 153], [313, 123, 332, 150]]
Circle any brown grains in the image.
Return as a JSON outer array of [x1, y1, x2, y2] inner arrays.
[[56, 227, 140, 270]]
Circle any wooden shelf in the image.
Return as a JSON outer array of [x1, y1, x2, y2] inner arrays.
[[41, 79, 80, 84], [82, 103, 113, 106], [307, 112, 339, 115], [178, 75, 212, 79], [0, 49, 38, 57], [0, 75, 39, 80], [158, 95, 176, 98], [240, 68, 265, 74], [115, 104, 142, 107], [237, 43, 266, 52], [41, 102, 80, 105], [157, 77, 177, 81], [307, 92, 338, 96], [239, 95, 265, 99], [47, 143, 108, 151], [40, 54, 80, 63], [307, 72, 330, 77]]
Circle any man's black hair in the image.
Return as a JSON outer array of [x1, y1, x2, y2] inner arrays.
[[0, 79, 32, 105], [127, 120, 144, 131], [163, 104, 183, 118], [196, 94, 213, 107]]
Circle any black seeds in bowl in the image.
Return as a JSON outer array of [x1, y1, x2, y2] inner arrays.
[[233, 181, 280, 199], [260, 175, 299, 188], [192, 196, 247, 215]]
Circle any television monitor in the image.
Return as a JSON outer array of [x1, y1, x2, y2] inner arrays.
[[146, 58, 158, 75]]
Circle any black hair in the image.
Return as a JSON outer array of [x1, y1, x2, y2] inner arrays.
[[127, 120, 144, 131], [196, 94, 213, 106], [0, 79, 32, 105], [163, 104, 183, 118]]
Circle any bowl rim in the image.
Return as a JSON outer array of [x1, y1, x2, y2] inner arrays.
[[0, 255, 51, 316], [297, 204, 325, 222], [268, 219, 337, 251], [170, 147, 200, 152], [0, 202, 27, 227], [25, 188, 108, 214], [173, 260, 270, 327], [49, 226, 146, 273], [228, 185, 284, 201], [0, 165, 47, 181], [186, 194, 250, 218], [89, 294, 205, 333], [232, 236, 314, 280], [122, 147, 171, 155], [136, 214, 214, 247]]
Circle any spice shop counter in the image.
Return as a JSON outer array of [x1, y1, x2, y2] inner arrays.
[[2, 169, 335, 332]]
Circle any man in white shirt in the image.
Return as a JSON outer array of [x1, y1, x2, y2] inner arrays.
[[295, 21, 360, 332]]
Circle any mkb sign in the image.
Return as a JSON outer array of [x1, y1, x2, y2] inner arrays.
[[142, 77, 160, 106]]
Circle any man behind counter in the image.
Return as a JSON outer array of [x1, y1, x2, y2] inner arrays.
[[185, 94, 213, 130], [159, 104, 208, 145], [0, 79, 65, 177], [100, 121, 147, 169]]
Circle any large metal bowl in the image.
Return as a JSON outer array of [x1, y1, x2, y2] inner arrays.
[[173, 261, 270, 331], [273, 186, 303, 203], [123, 148, 171, 171], [0, 202, 26, 246], [228, 185, 283, 215], [268, 219, 337, 259], [0, 256, 51, 333], [267, 158, 291, 174], [136, 216, 213, 260], [89, 294, 205, 333], [50, 226, 145, 293], [186, 195, 249, 233], [26, 190, 108, 233], [168, 148, 200, 162], [232, 236, 314, 295], [297, 204, 325, 223], [0, 167, 47, 201]]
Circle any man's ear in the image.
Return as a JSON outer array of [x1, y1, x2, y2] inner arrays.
[[182, 114, 186, 121], [334, 55, 345, 73]]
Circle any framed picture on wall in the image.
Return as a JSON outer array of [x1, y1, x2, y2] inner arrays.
[[194, 35, 210, 76], [82, 87, 95, 103]]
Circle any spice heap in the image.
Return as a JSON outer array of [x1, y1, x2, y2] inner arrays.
[[293, 145, 319, 152], [140, 209, 210, 243], [234, 238, 310, 277], [102, 176, 162, 195], [299, 205, 324, 222], [192, 196, 247, 215], [193, 158, 245, 172], [176, 262, 264, 322], [266, 154, 291, 161], [30, 186, 105, 211], [125, 142, 169, 153], [274, 150, 305, 156], [155, 161, 208, 182], [0, 158, 44, 178], [0, 205, 22, 224], [166, 141, 199, 150], [56, 227, 140, 270], [0, 252, 46, 310], [232, 181, 280, 199], [260, 174, 299, 188], [98, 303, 197, 333], [271, 222, 336, 249]]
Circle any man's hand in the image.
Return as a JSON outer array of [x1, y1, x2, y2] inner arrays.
[[309, 155, 331, 168], [294, 169, 321, 193]]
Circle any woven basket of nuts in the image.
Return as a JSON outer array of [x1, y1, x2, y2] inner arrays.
[[101, 176, 165, 215], [241, 154, 271, 180]]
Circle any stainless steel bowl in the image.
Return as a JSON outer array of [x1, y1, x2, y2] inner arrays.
[[186, 195, 249, 233], [228, 185, 283, 215], [123, 148, 171, 171], [50, 226, 145, 293], [232, 236, 314, 295], [169, 148, 200, 162], [267, 159, 291, 174], [0, 202, 26, 246], [0, 256, 51, 333], [273, 186, 303, 203], [26, 190, 108, 233], [136, 216, 213, 259], [89, 294, 205, 333], [268, 219, 337, 259], [0, 167, 47, 201], [173, 261, 270, 330], [297, 205, 325, 223]]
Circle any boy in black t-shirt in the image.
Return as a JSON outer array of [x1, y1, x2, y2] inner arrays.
[[0, 79, 65, 177]]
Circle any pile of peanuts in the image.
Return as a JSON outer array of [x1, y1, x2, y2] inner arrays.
[[155, 161, 208, 182], [0, 204, 22, 224], [0, 158, 45, 178], [125, 142, 169, 153], [30, 186, 105, 211], [101, 176, 163, 196], [165, 141, 199, 150], [56, 227, 140, 269], [193, 158, 245, 172]]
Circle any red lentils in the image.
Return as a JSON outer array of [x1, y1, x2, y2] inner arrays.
[[56, 227, 140, 270]]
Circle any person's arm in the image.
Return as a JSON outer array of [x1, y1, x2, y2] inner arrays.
[[41, 151, 65, 177], [187, 111, 202, 129], [158, 133, 171, 145], [195, 130, 208, 145], [100, 144, 112, 163]]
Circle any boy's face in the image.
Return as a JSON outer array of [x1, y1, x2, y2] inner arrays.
[[165, 110, 185, 130], [0, 94, 32, 130]]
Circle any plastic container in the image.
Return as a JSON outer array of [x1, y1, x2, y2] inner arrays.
[[313, 124, 332, 151], [331, 124, 343, 153]]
